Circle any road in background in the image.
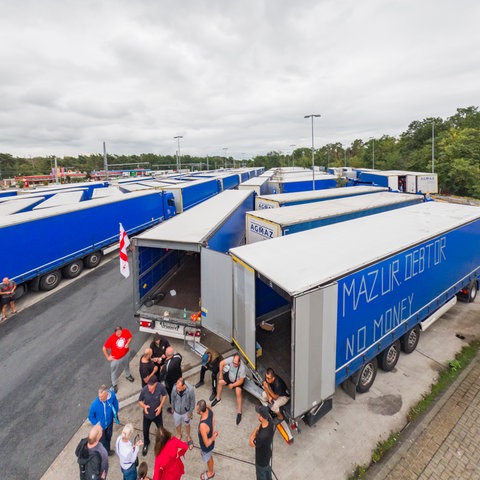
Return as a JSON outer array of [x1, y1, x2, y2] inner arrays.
[[0, 258, 148, 479]]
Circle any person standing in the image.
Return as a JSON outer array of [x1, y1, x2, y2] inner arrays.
[[249, 405, 275, 480], [150, 334, 170, 380], [103, 325, 135, 393], [75, 424, 109, 480], [88, 385, 119, 456], [171, 378, 195, 449], [116, 423, 143, 480], [152, 426, 188, 480], [0, 277, 17, 321], [211, 354, 246, 425], [195, 348, 221, 402], [138, 376, 167, 456], [196, 399, 218, 480], [261, 368, 290, 422], [139, 348, 159, 387], [160, 346, 182, 413]]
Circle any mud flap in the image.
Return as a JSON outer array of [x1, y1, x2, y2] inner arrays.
[[277, 420, 294, 444], [303, 398, 333, 427], [341, 375, 358, 400]]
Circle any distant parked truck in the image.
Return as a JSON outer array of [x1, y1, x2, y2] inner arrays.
[[246, 192, 425, 243], [356, 170, 438, 194], [227, 202, 480, 426], [2, 190, 176, 298], [255, 185, 388, 209]]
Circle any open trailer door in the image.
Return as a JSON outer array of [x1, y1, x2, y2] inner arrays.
[[200, 248, 233, 341], [232, 256, 257, 369], [292, 283, 337, 419]]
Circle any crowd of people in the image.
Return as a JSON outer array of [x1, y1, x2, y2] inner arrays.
[[76, 327, 288, 480]]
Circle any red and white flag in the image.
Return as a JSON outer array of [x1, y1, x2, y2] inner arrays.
[[119, 223, 130, 278]]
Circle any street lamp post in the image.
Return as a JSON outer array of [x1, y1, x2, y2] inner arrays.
[[369, 137, 375, 169], [174, 135, 183, 171], [431, 121, 435, 173], [304, 114, 321, 190], [289, 144, 296, 168], [223, 148, 228, 168]]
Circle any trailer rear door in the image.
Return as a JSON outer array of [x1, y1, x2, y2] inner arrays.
[[292, 283, 337, 418], [232, 257, 257, 368], [201, 248, 233, 341]]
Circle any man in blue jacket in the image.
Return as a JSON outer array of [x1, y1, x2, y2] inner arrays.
[[88, 384, 119, 456]]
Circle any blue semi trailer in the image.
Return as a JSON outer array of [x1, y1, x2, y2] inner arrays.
[[246, 192, 424, 243], [227, 202, 480, 425], [133, 190, 255, 341], [1, 190, 176, 297], [255, 185, 388, 209]]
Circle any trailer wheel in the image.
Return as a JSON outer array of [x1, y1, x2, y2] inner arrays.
[[401, 325, 420, 354], [467, 280, 478, 303], [379, 340, 401, 371], [39, 270, 61, 291], [84, 251, 103, 268], [356, 358, 377, 393], [62, 260, 84, 279]]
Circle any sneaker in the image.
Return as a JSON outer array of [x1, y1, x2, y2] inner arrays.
[[142, 444, 149, 456], [195, 381, 204, 388], [167, 407, 173, 414], [209, 391, 217, 402], [211, 398, 221, 407], [108, 449, 115, 456], [112, 385, 118, 393], [236, 413, 242, 425], [126, 375, 135, 382]]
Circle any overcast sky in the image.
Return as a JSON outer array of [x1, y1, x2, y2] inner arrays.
[[1, 0, 478, 159]]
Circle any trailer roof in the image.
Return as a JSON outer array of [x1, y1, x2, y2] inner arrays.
[[32, 191, 85, 209], [230, 202, 480, 296], [248, 192, 422, 226], [0, 197, 46, 215], [0, 190, 161, 227], [135, 189, 253, 251], [238, 177, 269, 187], [257, 186, 387, 204]]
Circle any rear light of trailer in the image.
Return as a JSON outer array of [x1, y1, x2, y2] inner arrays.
[[186, 330, 201, 337], [139, 319, 152, 328]]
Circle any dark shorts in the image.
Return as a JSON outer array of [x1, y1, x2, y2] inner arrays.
[[1, 295, 13, 305]]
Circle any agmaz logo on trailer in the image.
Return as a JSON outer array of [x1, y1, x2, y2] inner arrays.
[[250, 222, 274, 238]]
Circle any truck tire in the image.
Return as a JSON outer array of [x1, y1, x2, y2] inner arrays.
[[84, 251, 103, 268], [401, 325, 420, 354], [378, 340, 401, 371], [467, 280, 478, 303], [356, 357, 377, 393], [39, 270, 61, 291], [62, 260, 84, 279], [12, 283, 27, 300]]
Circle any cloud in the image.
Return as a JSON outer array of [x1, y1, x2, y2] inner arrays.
[[0, 0, 479, 158]]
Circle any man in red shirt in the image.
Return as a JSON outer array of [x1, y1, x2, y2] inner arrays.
[[103, 326, 135, 393]]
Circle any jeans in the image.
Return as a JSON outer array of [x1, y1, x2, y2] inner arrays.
[[256, 464, 272, 480], [111, 352, 131, 386], [143, 414, 163, 446], [121, 463, 137, 480], [99, 422, 113, 452]]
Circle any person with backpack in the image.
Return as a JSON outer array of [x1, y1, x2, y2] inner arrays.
[[75, 424, 109, 479]]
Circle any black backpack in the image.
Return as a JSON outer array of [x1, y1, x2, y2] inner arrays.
[[75, 438, 102, 480]]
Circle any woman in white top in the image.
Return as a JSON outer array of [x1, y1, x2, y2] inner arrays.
[[116, 423, 143, 480]]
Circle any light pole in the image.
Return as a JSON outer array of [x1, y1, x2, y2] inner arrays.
[[369, 137, 375, 169], [304, 114, 321, 190], [431, 121, 435, 173], [289, 144, 296, 168], [223, 148, 228, 168], [174, 135, 183, 171]]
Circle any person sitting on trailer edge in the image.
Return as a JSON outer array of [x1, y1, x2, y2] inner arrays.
[[211, 354, 246, 425], [262, 368, 289, 422], [195, 348, 222, 402]]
